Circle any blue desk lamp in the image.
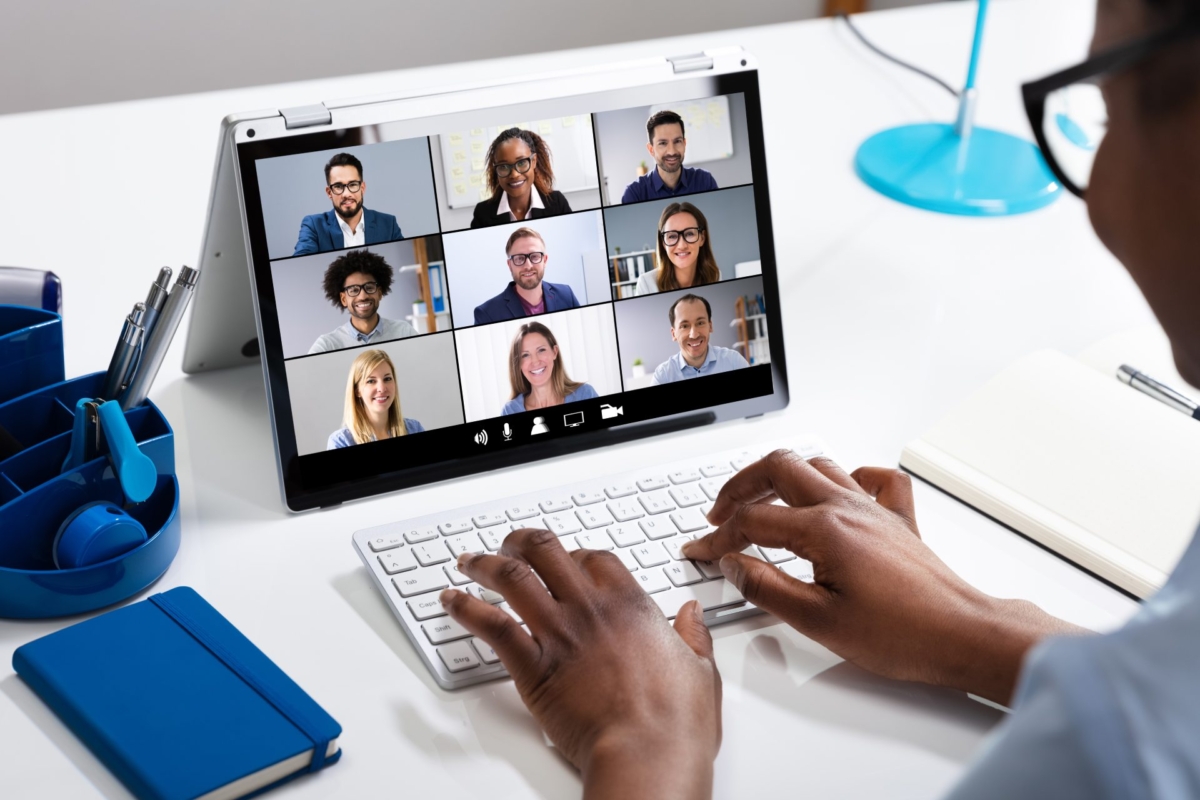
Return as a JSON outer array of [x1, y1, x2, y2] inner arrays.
[[854, 0, 1061, 216]]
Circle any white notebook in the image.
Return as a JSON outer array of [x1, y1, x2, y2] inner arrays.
[[901, 330, 1200, 598]]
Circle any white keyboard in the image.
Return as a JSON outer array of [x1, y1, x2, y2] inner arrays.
[[352, 439, 824, 690]]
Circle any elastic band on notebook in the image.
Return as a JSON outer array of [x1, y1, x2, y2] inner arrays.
[[150, 593, 330, 772]]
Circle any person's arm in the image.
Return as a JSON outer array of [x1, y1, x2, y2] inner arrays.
[[681, 452, 1087, 705], [293, 216, 319, 256], [621, 182, 641, 205], [442, 530, 721, 799]]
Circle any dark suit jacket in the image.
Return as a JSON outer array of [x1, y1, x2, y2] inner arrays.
[[473, 281, 580, 324], [292, 208, 403, 256], [469, 189, 572, 229]]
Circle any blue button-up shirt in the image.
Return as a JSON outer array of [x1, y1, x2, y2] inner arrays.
[[501, 383, 598, 415], [620, 166, 718, 204], [651, 346, 748, 384], [326, 419, 425, 449], [308, 317, 418, 354]]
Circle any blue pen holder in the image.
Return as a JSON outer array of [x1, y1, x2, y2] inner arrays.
[[0, 304, 64, 405], [0, 307, 180, 619]]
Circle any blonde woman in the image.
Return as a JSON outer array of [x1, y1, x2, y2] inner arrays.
[[501, 321, 597, 415], [327, 349, 424, 449], [634, 201, 722, 295]]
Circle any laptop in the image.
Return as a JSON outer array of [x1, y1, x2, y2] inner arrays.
[[184, 48, 805, 687]]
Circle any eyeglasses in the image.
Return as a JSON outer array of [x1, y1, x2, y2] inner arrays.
[[328, 181, 363, 195], [1022, 14, 1200, 198], [660, 227, 704, 246], [342, 281, 379, 297], [507, 252, 545, 267], [495, 158, 533, 178]]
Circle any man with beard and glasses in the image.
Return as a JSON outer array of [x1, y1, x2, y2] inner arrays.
[[620, 109, 718, 205], [651, 293, 747, 384], [472, 227, 580, 324], [292, 153, 403, 256], [308, 249, 417, 354]]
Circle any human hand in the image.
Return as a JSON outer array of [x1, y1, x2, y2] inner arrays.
[[681, 451, 1083, 705], [441, 528, 721, 798]]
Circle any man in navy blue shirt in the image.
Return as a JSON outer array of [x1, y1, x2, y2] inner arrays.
[[620, 110, 718, 204]]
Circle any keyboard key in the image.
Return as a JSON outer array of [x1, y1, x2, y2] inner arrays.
[[634, 569, 672, 594], [543, 513, 582, 536], [561, 537, 581, 552], [780, 558, 815, 582], [407, 594, 448, 620], [412, 542, 451, 567], [695, 560, 724, 580], [479, 529, 505, 551], [467, 585, 504, 604], [632, 542, 669, 568], [472, 638, 502, 665], [652, 580, 746, 619], [664, 536, 693, 561], [638, 517, 675, 540], [576, 505, 615, 530], [759, 546, 796, 564], [608, 498, 645, 522], [506, 504, 540, 521], [699, 463, 732, 478], [437, 641, 479, 672], [500, 603, 523, 624], [668, 469, 701, 484], [669, 507, 710, 533], [423, 616, 471, 644], [511, 520, 548, 532], [445, 532, 486, 558], [576, 532, 614, 551], [731, 452, 759, 471], [539, 498, 573, 514], [665, 561, 704, 587], [699, 478, 728, 502], [403, 526, 439, 544], [367, 533, 404, 552], [636, 475, 668, 492], [605, 482, 638, 499], [572, 490, 605, 506], [668, 485, 706, 508], [393, 569, 449, 597], [607, 524, 646, 548], [639, 490, 676, 516], [438, 519, 474, 536], [472, 512, 507, 528], [378, 549, 417, 575], [444, 562, 473, 586], [614, 548, 639, 571]]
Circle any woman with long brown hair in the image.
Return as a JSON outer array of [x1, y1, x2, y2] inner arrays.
[[500, 321, 598, 414], [326, 349, 424, 448], [635, 201, 722, 295], [471, 128, 573, 228]]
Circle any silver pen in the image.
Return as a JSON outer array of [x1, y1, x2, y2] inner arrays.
[[140, 267, 173, 345], [1117, 364, 1200, 421], [121, 267, 199, 410], [100, 301, 147, 401]]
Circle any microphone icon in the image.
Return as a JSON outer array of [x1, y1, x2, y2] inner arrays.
[[502, 423, 512, 441]]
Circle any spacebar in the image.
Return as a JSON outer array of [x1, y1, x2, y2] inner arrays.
[[652, 580, 745, 619]]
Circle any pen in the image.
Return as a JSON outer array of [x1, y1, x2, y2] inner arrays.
[[1117, 364, 1200, 420], [140, 267, 173, 346], [121, 266, 199, 410], [100, 302, 147, 401]]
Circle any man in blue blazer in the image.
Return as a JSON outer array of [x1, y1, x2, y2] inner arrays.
[[474, 226, 581, 325], [292, 152, 403, 256]]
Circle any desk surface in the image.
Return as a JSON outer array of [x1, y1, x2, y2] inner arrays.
[[0, 1, 1151, 797]]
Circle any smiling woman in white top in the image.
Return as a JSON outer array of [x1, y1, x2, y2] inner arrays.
[[501, 321, 597, 414], [327, 349, 424, 448], [634, 201, 722, 295]]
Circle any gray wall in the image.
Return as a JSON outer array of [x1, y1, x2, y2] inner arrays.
[[602, 185, 760, 283], [594, 92, 753, 205], [285, 332, 464, 454], [613, 275, 766, 380], [270, 239, 452, 359], [442, 210, 609, 328], [255, 138, 439, 261]]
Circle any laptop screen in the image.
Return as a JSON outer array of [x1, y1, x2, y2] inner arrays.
[[235, 66, 787, 509]]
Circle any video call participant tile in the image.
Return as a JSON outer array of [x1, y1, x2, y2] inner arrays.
[[270, 237, 452, 360], [255, 137, 440, 261], [284, 332, 465, 456], [441, 210, 612, 329], [454, 305, 622, 424], [602, 184, 760, 300]]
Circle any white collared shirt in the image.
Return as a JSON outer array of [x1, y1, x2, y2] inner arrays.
[[496, 187, 544, 222], [336, 209, 366, 247]]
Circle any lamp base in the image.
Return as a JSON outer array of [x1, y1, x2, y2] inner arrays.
[[855, 123, 1061, 216]]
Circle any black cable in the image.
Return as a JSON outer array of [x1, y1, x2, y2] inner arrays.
[[837, 12, 960, 99]]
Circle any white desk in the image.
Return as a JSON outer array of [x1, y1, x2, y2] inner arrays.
[[0, 1, 1149, 797]]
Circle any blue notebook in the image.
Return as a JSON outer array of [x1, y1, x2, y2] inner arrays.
[[12, 586, 342, 800]]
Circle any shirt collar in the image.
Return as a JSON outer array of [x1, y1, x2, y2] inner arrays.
[[650, 165, 688, 194], [341, 318, 379, 342], [674, 346, 716, 373], [496, 187, 544, 219], [336, 208, 365, 236]]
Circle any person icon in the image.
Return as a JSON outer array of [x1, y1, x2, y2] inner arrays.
[[531, 416, 549, 435]]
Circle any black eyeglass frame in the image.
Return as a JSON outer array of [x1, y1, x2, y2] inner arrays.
[[1022, 14, 1200, 198], [506, 251, 546, 266], [341, 281, 380, 297], [660, 227, 705, 246], [495, 157, 534, 178], [328, 180, 364, 195]]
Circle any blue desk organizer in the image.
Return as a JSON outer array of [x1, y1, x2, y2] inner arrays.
[[0, 305, 180, 619]]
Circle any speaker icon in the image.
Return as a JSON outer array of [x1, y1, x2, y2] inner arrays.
[[474, 430, 489, 445]]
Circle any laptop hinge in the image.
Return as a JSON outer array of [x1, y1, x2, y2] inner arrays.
[[280, 103, 332, 129], [667, 53, 714, 74]]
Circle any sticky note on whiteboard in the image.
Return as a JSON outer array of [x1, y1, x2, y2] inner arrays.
[[452, 166, 465, 178], [562, 116, 575, 127], [453, 183, 466, 195], [471, 141, 484, 153], [539, 121, 552, 135], [472, 158, 484, 171], [469, 174, 482, 186], [453, 150, 467, 162], [471, 127, 484, 137], [449, 133, 463, 145]]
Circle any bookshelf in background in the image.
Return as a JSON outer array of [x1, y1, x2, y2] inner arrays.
[[732, 293, 769, 365]]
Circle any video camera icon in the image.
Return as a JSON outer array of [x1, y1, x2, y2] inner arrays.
[[600, 404, 623, 420]]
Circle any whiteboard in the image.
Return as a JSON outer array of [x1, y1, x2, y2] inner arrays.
[[648, 95, 733, 164], [439, 115, 599, 210]]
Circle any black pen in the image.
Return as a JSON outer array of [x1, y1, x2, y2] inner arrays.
[[1117, 364, 1200, 420]]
